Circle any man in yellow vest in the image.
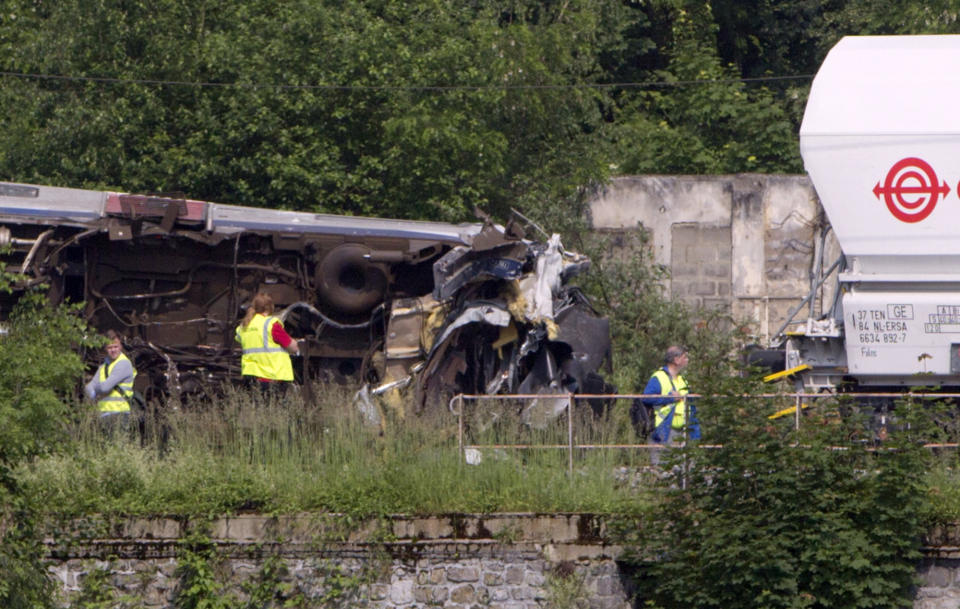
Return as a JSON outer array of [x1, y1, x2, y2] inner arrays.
[[235, 293, 300, 390], [643, 345, 699, 462], [84, 330, 137, 434]]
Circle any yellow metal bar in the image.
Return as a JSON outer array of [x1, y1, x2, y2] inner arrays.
[[763, 364, 811, 383], [769, 402, 810, 420]]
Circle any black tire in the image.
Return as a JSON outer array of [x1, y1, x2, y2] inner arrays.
[[316, 244, 388, 315]]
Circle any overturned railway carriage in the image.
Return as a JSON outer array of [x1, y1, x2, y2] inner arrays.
[[0, 182, 610, 408], [776, 35, 960, 392]]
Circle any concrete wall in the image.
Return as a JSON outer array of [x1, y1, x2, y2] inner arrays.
[[47, 513, 631, 609], [45, 514, 960, 608], [588, 175, 841, 342]]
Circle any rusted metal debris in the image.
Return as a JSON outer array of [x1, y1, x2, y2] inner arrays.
[[0, 182, 612, 414]]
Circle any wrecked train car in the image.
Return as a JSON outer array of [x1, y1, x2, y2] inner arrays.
[[0, 182, 610, 410]]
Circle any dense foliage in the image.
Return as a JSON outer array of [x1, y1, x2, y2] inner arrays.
[[627, 385, 932, 609], [1, 2, 959, 605], [1, 0, 957, 224], [0, 0, 630, 221], [0, 293, 94, 469], [0, 285, 100, 609]]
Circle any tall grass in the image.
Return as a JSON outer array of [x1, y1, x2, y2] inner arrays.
[[15, 388, 960, 523], [16, 387, 651, 518]]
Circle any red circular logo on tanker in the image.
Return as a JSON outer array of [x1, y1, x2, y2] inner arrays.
[[872, 157, 949, 223]]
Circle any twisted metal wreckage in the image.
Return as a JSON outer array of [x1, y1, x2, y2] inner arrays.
[[0, 182, 611, 419]]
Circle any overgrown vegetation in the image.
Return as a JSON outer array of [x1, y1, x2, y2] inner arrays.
[[3, 277, 960, 609], [74, 563, 135, 609], [7, 0, 958, 224], [3, 3, 960, 607], [545, 561, 589, 609], [623, 384, 935, 609], [174, 528, 233, 609], [0, 288, 101, 609], [575, 229, 693, 392], [18, 388, 650, 518]]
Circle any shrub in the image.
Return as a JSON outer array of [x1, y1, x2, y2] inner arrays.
[[0, 288, 99, 609], [626, 385, 930, 609]]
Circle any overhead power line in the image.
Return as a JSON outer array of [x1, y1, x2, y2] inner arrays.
[[0, 69, 814, 92]]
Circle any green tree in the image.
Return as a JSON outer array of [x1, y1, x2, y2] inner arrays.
[[608, 0, 802, 175], [574, 229, 692, 391], [711, 0, 831, 79], [629, 384, 929, 609], [0, 294, 92, 469], [814, 0, 960, 55], [0, 282, 99, 608], [0, 0, 634, 221]]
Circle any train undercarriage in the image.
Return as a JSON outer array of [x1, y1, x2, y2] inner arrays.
[[0, 183, 611, 415]]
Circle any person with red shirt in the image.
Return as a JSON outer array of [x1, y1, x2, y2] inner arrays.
[[235, 293, 300, 389]]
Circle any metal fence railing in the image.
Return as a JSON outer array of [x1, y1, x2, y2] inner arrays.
[[449, 392, 960, 474]]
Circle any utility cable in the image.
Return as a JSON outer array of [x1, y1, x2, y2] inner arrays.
[[0, 69, 815, 92]]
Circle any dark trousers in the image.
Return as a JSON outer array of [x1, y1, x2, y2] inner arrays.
[[99, 411, 130, 438]]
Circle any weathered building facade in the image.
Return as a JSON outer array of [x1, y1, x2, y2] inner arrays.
[[588, 175, 840, 344]]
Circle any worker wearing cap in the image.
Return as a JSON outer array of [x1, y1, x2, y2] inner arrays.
[[643, 345, 700, 452]]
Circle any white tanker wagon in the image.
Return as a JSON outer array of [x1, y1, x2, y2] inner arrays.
[[772, 35, 960, 394]]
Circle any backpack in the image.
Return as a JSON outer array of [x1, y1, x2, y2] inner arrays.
[[630, 398, 655, 437]]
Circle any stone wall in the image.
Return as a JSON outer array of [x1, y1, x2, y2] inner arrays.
[[918, 558, 960, 609], [44, 514, 960, 608], [588, 175, 841, 343], [47, 513, 632, 609]]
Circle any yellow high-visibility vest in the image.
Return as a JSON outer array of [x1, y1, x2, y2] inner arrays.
[[236, 313, 294, 381], [97, 353, 137, 413], [652, 369, 689, 430]]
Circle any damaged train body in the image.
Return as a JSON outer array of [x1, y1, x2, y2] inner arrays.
[[0, 182, 610, 410]]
